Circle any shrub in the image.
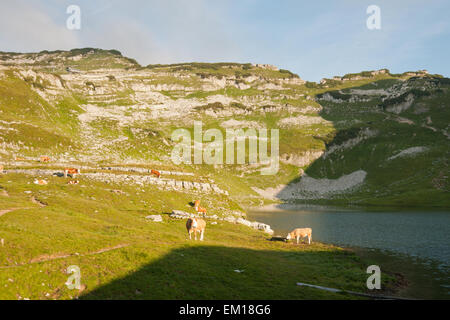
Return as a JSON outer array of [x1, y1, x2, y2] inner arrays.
[[230, 102, 250, 110], [85, 81, 96, 89], [279, 69, 299, 78], [108, 49, 122, 56], [305, 81, 319, 89], [194, 102, 224, 111]]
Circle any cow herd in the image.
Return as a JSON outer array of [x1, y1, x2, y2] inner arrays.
[[186, 199, 312, 245], [2, 158, 312, 245]]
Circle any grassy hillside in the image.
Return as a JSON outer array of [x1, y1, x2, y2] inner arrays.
[[300, 76, 450, 207], [1, 50, 448, 207], [0, 49, 448, 300], [0, 172, 402, 300]]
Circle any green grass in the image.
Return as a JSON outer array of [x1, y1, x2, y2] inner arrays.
[[1, 50, 448, 300], [295, 76, 450, 208], [0, 172, 401, 300]]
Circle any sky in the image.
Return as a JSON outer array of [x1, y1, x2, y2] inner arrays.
[[0, 0, 449, 81]]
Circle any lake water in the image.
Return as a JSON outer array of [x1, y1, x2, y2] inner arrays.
[[249, 204, 450, 269]]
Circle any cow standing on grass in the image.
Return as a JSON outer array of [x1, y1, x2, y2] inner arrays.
[[186, 217, 206, 241], [197, 206, 207, 217], [194, 200, 200, 211], [286, 228, 312, 244], [193, 200, 207, 217], [64, 168, 80, 178]]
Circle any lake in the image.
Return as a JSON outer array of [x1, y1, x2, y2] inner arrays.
[[249, 204, 450, 269]]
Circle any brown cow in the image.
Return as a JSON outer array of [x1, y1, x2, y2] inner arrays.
[[34, 179, 48, 185], [40, 156, 50, 162], [193, 200, 200, 211], [64, 168, 80, 178], [150, 169, 161, 178], [186, 217, 206, 241], [196, 206, 207, 217]]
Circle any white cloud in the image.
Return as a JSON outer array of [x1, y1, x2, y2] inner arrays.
[[0, 0, 80, 52], [82, 18, 174, 66]]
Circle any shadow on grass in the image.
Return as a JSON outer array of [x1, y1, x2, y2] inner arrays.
[[80, 244, 370, 300]]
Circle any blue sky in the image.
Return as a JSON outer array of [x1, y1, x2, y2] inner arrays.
[[0, 0, 449, 81]]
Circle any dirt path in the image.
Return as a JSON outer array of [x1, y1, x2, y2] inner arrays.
[[0, 244, 130, 269], [0, 208, 24, 217], [30, 243, 130, 263]]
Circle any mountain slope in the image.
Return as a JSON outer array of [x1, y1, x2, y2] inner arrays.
[[0, 48, 448, 208]]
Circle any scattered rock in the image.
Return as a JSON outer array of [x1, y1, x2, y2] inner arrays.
[[388, 146, 428, 161], [145, 215, 163, 222], [170, 210, 194, 219], [250, 222, 274, 234], [168, 209, 273, 234], [236, 218, 252, 227], [110, 189, 125, 195], [223, 216, 237, 223], [278, 115, 331, 128]]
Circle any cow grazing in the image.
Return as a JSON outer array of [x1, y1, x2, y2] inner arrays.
[[150, 169, 161, 178], [40, 156, 50, 162], [186, 217, 206, 241], [286, 228, 312, 244], [64, 168, 80, 178]]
